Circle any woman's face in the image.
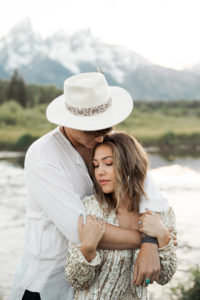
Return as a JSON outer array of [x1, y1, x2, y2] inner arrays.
[[93, 144, 116, 194]]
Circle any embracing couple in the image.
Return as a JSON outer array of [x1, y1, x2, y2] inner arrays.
[[10, 72, 177, 300]]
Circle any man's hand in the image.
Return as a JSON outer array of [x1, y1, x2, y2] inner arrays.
[[133, 243, 160, 286]]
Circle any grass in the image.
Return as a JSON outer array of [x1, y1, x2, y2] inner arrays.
[[118, 106, 200, 138], [0, 100, 200, 152], [0, 101, 55, 150], [117, 103, 200, 153]]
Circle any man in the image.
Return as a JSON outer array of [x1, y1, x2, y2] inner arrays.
[[10, 72, 169, 300]]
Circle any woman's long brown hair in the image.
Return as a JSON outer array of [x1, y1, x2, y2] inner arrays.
[[89, 131, 149, 212]]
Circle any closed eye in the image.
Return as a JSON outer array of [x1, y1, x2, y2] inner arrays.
[[93, 164, 99, 168]]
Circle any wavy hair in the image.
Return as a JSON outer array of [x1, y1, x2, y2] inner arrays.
[[89, 131, 149, 212]]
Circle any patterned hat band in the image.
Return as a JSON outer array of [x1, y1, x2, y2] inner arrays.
[[65, 97, 112, 117]]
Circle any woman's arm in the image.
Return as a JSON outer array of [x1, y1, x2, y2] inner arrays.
[[138, 207, 177, 285], [65, 215, 105, 290], [65, 242, 102, 290]]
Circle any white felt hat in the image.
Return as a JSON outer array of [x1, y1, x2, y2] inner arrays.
[[46, 72, 133, 131]]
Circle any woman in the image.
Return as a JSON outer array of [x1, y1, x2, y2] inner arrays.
[[65, 132, 177, 299]]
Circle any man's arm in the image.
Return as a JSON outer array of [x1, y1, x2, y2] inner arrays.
[[139, 173, 169, 213], [26, 165, 162, 254], [25, 164, 86, 244], [99, 224, 141, 249], [25, 163, 142, 247]]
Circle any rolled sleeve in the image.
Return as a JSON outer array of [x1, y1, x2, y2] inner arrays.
[[25, 163, 85, 244], [139, 173, 169, 214]]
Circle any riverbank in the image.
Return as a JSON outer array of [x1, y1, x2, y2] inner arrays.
[[0, 100, 200, 152]]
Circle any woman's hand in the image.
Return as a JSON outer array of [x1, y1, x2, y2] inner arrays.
[[133, 243, 160, 286], [138, 209, 170, 248], [78, 215, 105, 262]]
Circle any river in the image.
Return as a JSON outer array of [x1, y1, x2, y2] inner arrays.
[[0, 151, 200, 300]]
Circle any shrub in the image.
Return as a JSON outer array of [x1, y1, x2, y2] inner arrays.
[[14, 134, 38, 150], [0, 100, 23, 125], [171, 266, 200, 300]]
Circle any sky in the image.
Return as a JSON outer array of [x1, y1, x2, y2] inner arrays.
[[0, 0, 200, 70]]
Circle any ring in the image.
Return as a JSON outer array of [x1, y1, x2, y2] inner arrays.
[[145, 278, 151, 285], [138, 221, 143, 225]]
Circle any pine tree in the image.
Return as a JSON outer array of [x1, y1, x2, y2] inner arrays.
[[7, 70, 27, 107]]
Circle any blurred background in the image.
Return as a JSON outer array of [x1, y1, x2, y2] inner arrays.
[[0, 0, 200, 299]]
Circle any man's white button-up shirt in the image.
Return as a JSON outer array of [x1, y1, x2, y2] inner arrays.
[[10, 127, 168, 300]]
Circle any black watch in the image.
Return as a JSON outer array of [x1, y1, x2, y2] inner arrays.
[[141, 234, 159, 245]]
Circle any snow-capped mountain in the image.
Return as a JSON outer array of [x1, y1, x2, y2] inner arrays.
[[0, 19, 150, 83], [0, 19, 200, 100], [0, 19, 44, 71], [45, 28, 151, 83]]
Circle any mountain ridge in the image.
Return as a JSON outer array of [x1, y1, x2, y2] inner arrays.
[[0, 19, 200, 100]]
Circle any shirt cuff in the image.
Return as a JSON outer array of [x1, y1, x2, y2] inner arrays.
[[74, 245, 101, 266], [139, 197, 169, 214], [158, 236, 173, 251]]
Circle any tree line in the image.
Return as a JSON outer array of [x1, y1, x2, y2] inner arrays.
[[0, 70, 62, 108], [1, 70, 199, 110]]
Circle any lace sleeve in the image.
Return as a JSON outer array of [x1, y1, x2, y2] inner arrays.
[[157, 207, 178, 285], [65, 242, 102, 290], [82, 194, 106, 218], [65, 195, 104, 290]]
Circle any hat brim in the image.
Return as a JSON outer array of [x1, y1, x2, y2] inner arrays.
[[46, 86, 133, 131]]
